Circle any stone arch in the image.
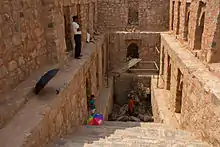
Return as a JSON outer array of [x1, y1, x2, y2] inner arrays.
[[184, 11, 190, 41], [194, 1, 206, 50], [176, 1, 181, 35], [195, 12, 205, 50], [126, 43, 139, 60], [184, 3, 191, 41]]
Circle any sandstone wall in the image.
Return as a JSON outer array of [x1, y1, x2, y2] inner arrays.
[[0, 34, 108, 147], [108, 32, 160, 71], [159, 33, 220, 146], [170, 0, 220, 63], [0, 1, 50, 98], [0, 0, 98, 102], [97, 0, 170, 32]]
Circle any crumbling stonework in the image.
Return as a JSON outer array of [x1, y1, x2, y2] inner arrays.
[[170, 0, 220, 63], [158, 33, 220, 146], [97, 0, 170, 32], [108, 32, 161, 71], [0, 0, 97, 101], [0, 35, 107, 147], [1, 0, 220, 146], [157, 1, 220, 145]]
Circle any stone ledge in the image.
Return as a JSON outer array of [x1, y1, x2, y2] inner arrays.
[[161, 33, 220, 146], [0, 35, 105, 147], [0, 64, 59, 129], [151, 76, 179, 129], [161, 33, 220, 107]]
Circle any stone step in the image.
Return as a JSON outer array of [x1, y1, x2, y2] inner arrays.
[[102, 121, 170, 128], [92, 140, 210, 147], [78, 125, 193, 139], [68, 132, 208, 145], [47, 122, 211, 147], [52, 137, 210, 147], [102, 135, 205, 144], [111, 127, 193, 139]]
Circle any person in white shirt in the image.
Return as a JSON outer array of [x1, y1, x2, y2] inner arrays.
[[72, 16, 82, 59]]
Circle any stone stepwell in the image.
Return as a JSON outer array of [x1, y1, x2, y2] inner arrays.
[[47, 121, 211, 147]]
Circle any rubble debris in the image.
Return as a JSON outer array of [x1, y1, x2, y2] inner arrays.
[[109, 81, 154, 122]]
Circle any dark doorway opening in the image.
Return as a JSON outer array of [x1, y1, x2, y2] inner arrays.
[[126, 43, 139, 60]]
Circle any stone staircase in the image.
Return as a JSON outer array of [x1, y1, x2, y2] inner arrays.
[[47, 121, 211, 147]]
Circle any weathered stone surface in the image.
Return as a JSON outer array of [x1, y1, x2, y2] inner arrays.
[[0, 0, 220, 147], [0, 34, 106, 147], [97, 0, 169, 32], [170, 0, 220, 63], [108, 32, 160, 71], [158, 33, 220, 146], [47, 121, 210, 147]]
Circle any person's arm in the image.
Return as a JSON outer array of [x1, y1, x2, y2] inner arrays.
[[77, 26, 81, 31]]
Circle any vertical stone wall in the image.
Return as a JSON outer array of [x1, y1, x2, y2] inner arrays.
[[108, 32, 160, 71], [0, 0, 98, 100], [0, 0, 53, 98], [97, 0, 170, 32], [159, 33, 220, 146], [170, 0, 220, 63]]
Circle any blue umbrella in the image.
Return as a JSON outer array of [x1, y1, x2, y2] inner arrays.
[[35, 68, 60, 94]]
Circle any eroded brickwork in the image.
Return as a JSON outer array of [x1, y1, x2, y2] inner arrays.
[[158, 33, 220, 146], [0, 0, 98, 101], [170, 0, 220, 63], [158, 1, 220, 145], [1, 0, 220, 146], [108, 32, 161, 71], [0, 1, 52, 98], [97, 0, 170, 32]]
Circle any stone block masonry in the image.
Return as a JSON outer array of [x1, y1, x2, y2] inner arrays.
[[0, 0, 50, 98], [97, 0, 170, 32], [108, 31, 161, 71], [0, 35, 106, 147], [159, 33, 220, 146], [170, 0, 220, 63], [0, 0, 98, 102]]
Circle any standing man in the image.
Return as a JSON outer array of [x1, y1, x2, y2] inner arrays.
[[72, 16, 82, 59]]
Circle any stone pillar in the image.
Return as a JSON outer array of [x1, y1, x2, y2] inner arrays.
[[43, 0, 67, 63], [158, 45, 165, 89]]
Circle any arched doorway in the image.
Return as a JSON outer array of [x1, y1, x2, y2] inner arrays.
[[194, 1, 206, 50], [126, 43, 139, 60], [184, 11, 190, 41], [195, 12, 205, 50]]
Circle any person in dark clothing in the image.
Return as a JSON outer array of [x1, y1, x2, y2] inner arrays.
[[72, 16, 82, 59]]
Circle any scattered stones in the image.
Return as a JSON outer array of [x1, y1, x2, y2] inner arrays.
[[109, 81, 153, 122]]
